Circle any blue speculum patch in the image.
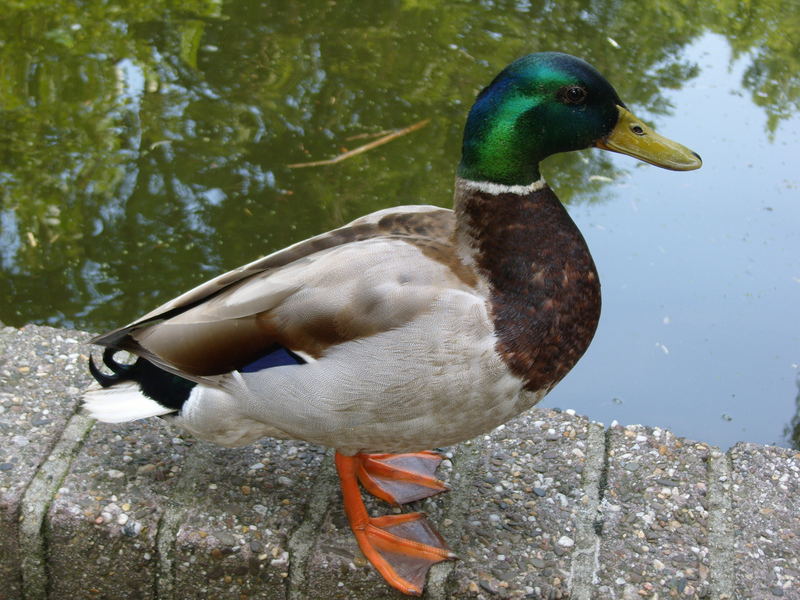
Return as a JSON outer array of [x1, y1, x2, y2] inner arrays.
[[240, 346, 306, 373]]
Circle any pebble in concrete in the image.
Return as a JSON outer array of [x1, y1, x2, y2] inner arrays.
[[729, 443, 800, 598], [596, 424, 712, 599], [47, 418, 191, 599], [171, 438, 326, 600], [0, 325, 92, 600], [450, 409, 591, 600]]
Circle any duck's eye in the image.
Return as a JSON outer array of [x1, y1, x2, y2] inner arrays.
[[560, 86, 587, 105]]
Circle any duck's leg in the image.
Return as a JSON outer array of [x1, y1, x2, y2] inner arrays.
[[335, 452, 455, 596], [356, 451, 449, 504]]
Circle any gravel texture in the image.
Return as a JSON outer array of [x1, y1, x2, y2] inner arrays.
[[450, 409, 591, 600], [170, 439, 326, 600], [729, 443, 800, 599], [596, 424, 713, 599], [1, 325, 799, 600], [47, 416, 190, 599], [0, 325, 93, 600]]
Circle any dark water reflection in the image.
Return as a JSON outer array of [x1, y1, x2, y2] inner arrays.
[[1, 0, 798, 448]]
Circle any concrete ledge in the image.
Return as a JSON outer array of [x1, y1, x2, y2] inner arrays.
[[1, 325, 799, 600]]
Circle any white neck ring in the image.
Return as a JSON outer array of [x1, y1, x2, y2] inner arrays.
[[457, 177, 546, 196]]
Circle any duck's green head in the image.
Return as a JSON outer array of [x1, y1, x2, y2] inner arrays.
[[458, 52, 702, 186]]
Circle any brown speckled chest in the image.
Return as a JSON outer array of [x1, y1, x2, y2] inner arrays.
[[455, 182, 601, 392]]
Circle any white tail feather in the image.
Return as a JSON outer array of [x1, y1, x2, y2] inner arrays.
[[83, 382, 174, 423]]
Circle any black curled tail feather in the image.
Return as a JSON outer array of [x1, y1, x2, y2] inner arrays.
[[88, 349, 195, 412], [89, 348, 136, 388]]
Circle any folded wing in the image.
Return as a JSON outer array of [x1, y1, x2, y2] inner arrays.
[[91, 206, 476, 380]]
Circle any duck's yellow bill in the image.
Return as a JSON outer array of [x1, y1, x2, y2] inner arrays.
[[596, 106, 702, 171]]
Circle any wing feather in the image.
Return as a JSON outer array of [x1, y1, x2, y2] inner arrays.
[[91, 206, 475, 379]]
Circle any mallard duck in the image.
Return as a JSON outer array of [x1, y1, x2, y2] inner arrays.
[[85, 52, 701, 595]]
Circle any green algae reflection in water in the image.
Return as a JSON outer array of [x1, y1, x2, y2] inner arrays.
[[0, 0, 799, 449]]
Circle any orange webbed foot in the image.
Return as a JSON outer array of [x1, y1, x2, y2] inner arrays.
[[335, 452, 455, 596], [357, 451, 449, 504]]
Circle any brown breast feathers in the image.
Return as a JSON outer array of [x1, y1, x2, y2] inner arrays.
[[455, 182, 601, 392]]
